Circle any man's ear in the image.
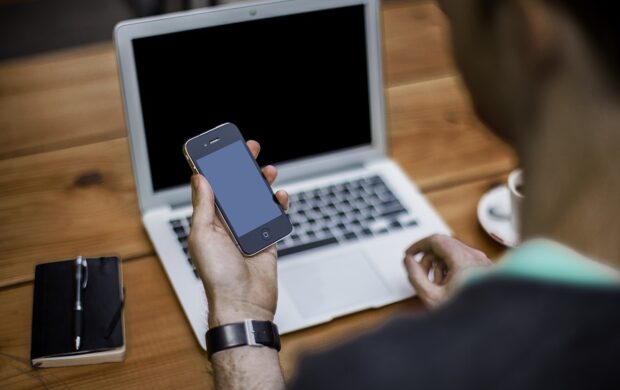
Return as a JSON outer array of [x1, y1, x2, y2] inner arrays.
[[513, 0, 561, 80]]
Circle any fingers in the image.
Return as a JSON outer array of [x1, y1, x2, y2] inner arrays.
[[275, 190, 289, 213], [247, 140, 261, 159], [248, 141, 280, 187], [433, 263, 445, 285], [262, 165, 287, 212], [419, 253, 434, 276], [419, 253, 446, 285], [191, 174, 216, 229], [406, 234, 471, 269], [404, 254, 440, 305], [262, 165, 278, 185], [405, 234, 450, 259], [405, 235, 492, 293]]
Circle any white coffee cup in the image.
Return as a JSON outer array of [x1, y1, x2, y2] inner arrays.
[[507, 169, 524, 240]]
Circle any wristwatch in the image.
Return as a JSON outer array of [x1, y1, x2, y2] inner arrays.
[[205, 320, 281, 360]]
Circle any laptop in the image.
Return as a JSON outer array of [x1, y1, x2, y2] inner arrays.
[[115, 0, 451, 350]]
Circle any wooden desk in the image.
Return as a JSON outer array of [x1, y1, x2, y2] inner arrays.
[[0, 1, 516, 388]]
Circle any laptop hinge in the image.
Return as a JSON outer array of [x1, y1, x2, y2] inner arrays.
[[170, 160, 374, 208], [171, 200, 192, 210], [277, 161, 366, 186]]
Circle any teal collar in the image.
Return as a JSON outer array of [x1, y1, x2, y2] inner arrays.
[[463, 239, 620, 287]]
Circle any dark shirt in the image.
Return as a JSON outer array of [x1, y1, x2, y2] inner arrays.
[[290, 277, 620, 389]]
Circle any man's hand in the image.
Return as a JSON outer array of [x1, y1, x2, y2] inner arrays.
[[188, 140, 288, 328], [404, 234, 493, 307]]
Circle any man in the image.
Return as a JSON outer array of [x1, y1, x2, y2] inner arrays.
[[189, 0, 620, 388]]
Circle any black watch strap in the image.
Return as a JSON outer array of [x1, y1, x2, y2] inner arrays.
[[206, 320, 281, 359]]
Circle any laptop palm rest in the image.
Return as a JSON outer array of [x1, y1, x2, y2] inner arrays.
[[281, 251, 392, 319]]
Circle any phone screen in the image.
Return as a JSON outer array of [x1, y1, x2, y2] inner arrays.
[[195, 140, 282, 236]]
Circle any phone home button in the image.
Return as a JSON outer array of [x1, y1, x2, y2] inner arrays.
[[261, 229, 271, 241]]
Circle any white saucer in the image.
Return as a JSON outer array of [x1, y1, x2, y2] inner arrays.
[[477, 185, 520, 248]]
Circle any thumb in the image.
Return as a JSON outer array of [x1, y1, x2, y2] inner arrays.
[[191, 174, 215, 228]]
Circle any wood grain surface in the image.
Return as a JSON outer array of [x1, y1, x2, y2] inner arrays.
[[0, 138, 150, 288]]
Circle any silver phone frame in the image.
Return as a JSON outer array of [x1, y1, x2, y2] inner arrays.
[[182, 123, 292, 256], [114, 0, 388, 214]]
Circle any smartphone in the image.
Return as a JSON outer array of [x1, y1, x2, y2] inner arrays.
[[183, 122, 292, 256]]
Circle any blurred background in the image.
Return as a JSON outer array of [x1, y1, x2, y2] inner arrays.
[[0, 0, 246, 60]]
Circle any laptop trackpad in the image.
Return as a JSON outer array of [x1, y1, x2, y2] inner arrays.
[[281, 251, 392, 319]]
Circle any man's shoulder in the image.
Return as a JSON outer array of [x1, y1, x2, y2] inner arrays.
[[290, 277, 620, 390]]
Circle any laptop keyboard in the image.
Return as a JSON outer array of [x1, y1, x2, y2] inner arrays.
[[281, 175, 417, 256], [169, 217, 199, 278], [169, 175, 417, 279]]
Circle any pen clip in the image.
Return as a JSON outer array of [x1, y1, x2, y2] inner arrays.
[[81, 259, 88, 289]]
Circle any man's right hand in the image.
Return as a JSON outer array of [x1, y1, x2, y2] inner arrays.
[[404, 234, 493, 307]]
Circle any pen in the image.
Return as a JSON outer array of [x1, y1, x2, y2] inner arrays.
[[74, 256, 85, 351]]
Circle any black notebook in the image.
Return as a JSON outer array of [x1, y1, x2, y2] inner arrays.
[[31, 257, 126, 368]]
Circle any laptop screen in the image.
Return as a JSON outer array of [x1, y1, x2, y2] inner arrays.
[[132, 4, 372, 192]]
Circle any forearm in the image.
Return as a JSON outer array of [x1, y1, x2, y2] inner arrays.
[[212, 347, 285, 390], [208, 303, 285, 390]]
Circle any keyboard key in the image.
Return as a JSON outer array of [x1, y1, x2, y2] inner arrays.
[[343, 232, 357, 241], [278, 237, 339, 257], [405, 220, 419, 227], [368, 176, 382, 185], [173, 226, 186, 236], [379, 192, 398, 203], [379, 204, 407, 218], [389, 220, 403, 230], [170, 219, 183, 228], [361, 228, 373, 236]]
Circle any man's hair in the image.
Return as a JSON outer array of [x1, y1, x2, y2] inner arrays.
[[483, 1, 620, 85]]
